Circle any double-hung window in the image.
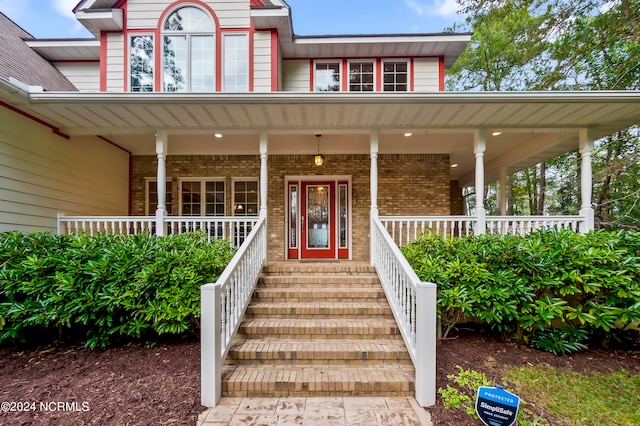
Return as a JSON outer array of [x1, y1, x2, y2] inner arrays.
[[233, 179, 259, 216], [348, 61, 375, 92], [314, 61, 341, 92], [162, 6, 215, 92], [383, 61, 409, 92], [180, 179, 225, 216]]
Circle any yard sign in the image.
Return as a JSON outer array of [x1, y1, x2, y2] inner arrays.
[[475, 386, 520, 426]]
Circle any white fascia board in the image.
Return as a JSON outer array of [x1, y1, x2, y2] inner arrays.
[[293, 34, 471, 46], [76, 8, 123, 37], [26, 39, 100, 48]]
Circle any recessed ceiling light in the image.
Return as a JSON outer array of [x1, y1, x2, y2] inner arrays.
[[404, 132, 413, 137], [214, 133, 223, 138], [492, 132, 502, 136], [451, 163, 459, 168]]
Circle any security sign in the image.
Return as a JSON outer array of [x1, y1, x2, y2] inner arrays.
[[475, 386, 520, 426]]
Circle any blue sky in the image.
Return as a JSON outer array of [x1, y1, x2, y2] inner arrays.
[[0, 0, 464, 39]]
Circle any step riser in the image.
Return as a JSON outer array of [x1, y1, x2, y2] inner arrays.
[[259, 278, 381, 288]]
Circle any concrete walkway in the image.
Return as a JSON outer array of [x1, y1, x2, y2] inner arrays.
[[197, 396, 433, 425]]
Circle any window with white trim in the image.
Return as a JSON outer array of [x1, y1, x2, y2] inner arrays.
[[180, 179, 225, 216], [383, 61, 409, 92], [233, 179, 259, 216], [223, 33, 249, 92], [130, 35, 154, 92], [348, 61, 374, 92], [162, 6, 215, 92], [314, 61, 341, 92], [146, 179, 173, 215]]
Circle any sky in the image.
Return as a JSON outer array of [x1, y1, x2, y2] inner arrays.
[[0, 0, 464, 39]]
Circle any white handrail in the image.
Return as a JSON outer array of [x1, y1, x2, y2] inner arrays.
[[200, 216, 267, 407], [486, 215, 582, 235], [371, 216, 436, 407]]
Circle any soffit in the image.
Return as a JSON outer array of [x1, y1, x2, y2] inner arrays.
[[26, 39, 100, 61]]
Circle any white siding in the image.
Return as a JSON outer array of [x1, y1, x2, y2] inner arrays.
[[106, 33, 125, 92], [0, 107, 129, 233], [54, 62, 100, 92], [253, 31, 272, 92], [282, 60, 310, 92], [414, 58, 440, 92], [126, 0, 250, 29]]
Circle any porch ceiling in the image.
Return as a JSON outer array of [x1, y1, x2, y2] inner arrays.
[[2, 83, 639, 186]]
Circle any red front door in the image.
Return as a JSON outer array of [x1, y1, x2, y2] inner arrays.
[[300, 181, 336, 259]]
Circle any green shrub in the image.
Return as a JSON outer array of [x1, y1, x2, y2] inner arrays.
[[403, 229, 640, 351], [0, 231, 236, 348]]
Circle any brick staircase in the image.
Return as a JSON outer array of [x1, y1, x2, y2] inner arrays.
[[221, 261, 415, 398]]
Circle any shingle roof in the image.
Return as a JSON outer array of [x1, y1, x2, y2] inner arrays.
[[0, 12, 78, 92]]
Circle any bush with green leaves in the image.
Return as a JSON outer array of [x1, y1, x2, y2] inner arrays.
[[403, 229, 640, 352], [0, 231, 236, 348]]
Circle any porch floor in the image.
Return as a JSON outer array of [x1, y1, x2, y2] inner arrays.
[[197, 396, 433, 425]]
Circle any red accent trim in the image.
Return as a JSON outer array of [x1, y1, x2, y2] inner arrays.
[[375, 59, 382, 92], [250, 0, 264, 6], [439, 56, 445, 91], [410, 58, 415, 92], [337, 180, 349, 259], [0, 101, 70, 139], [271, 30, 279, 91], [97, 136, 131, 155], [248, 23, 255, 92], [287, 181, 299, 259], [300, 181, 337, 259], [113, 0, 127, 8], [342, 59, 348, 91], [100, 32, 108, 91], [309, 59, 314, 91]]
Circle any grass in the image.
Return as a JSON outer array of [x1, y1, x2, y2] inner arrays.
[[505, 366, 640, 426]]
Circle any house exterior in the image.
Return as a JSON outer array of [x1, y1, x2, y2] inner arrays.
[[0, 0, 639, 261]]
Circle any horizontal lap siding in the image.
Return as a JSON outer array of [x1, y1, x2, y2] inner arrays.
[[126, 0, 250, 29], [106, 33, 124, 92], [0, 107, 129, 233], [282, 60, 310, 92], [54, 62, 100, 92], [413, 58, 439, 92], [253, 31, 272, 92]]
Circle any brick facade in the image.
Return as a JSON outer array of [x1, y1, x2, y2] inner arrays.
[[132, 153, 451, 261]]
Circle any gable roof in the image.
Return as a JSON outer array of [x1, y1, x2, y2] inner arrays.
[[0, 13, 78, 92]]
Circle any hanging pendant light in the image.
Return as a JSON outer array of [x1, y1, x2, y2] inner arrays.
[[314, 134, 324, 166]]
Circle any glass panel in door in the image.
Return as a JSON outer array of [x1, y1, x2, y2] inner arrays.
[[306, 185, 330, 248]]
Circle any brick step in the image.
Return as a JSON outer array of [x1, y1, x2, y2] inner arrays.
[[221, 365, 415, 398], [259, 274, 381, 288], [252, 287, 387, 303], [227, 340, 412, 366], [264, 262, 375, 275], [247, 302, 393, 318], [238, 318, 401, 339]]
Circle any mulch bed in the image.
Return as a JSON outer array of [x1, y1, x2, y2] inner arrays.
[[1, 332, 638, 425]]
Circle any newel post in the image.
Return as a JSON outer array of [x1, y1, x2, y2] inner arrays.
[[415, 282, 437, 407], [201, 283, 222, 407]]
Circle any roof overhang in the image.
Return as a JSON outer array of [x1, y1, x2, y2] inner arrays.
[[75, 8, 124, 38], [25, 39, 100, 61], [1, 78, 638, 186]]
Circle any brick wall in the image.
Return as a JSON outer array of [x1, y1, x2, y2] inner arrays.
[[132, 153, 451, 261]]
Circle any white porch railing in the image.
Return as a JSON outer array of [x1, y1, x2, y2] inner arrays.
[[57, 214, 259, 247], [201, 216, 267, 407], [381, 215, 585, 247], [371, 216, 437, 407]]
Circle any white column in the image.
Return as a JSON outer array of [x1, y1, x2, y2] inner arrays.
[[259, 131, 268, 218], [579, 129, 595, 233], [370, 129, 379, 266], [499, 166, 508, 216], [155, 130, 168, 237], [474, 130, 486, 234]]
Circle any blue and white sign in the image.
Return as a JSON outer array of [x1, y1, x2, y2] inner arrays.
[[475, 386, 520, 426]]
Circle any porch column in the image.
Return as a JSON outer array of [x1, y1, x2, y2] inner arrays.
[[499, 166, 508, 216], [259, 131, 268, 218], [579, 129, 595, 233], [370, 129, 379, 265], [474, 130, 487, 234], [155, 130, 168, 237]]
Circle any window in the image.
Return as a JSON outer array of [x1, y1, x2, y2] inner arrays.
[[162, 6, 215, 92], [348, 61, 374, 92], [233, 180, 259, 216], [223, 34, 249, 92], [180, 180, 225, 216], [146, 179, 173, 215], [315, 62, 340, 92], [383, 61, 408, 92], [130, 35, 154, 92]]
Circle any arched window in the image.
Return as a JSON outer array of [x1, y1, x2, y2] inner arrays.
[[162, 6, 215, 92]]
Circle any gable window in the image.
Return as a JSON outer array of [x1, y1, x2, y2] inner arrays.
[[315, 61, 340, 92], [223, 34, 249, 92], [162, 6, 215, 92], [383, 61, 409, 92], [348, 61, 375, 92], [180, 179, 225, 216], [130, 35, 154, 92]]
